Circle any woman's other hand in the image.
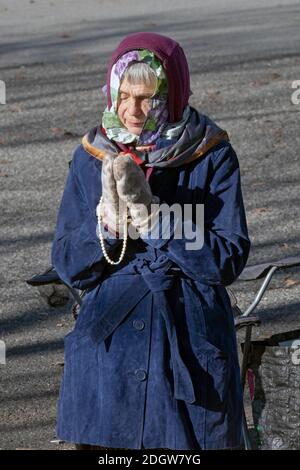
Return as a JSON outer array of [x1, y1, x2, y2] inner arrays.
[[96, 152, 127, 236]]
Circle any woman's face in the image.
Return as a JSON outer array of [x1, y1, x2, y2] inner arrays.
[[117, 77, 156, 135]]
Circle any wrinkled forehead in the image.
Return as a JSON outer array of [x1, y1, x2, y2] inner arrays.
[[118, 77, 157, 96]]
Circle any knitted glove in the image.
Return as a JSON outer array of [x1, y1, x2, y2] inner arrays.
[[96, 152, 127, 237], [113, 154, 160, 235]]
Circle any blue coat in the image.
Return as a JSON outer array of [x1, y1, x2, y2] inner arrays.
[[51, 137, 250, 450]]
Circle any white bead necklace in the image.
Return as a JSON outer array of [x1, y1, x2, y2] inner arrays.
[[97, 196, 128, 265]]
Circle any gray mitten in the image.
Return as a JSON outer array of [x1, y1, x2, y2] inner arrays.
[[113, 155, 160, 234], [96, 153, 127, 236]]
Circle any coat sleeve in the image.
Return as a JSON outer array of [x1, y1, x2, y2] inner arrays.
[[51, 153, 121, 290], [141, 144, 251, 286]]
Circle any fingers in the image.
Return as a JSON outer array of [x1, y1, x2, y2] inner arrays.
[[101, 153, 118, 204], [102, 152, 115, 175], [113, 155, 137, 181], [102, 153, 153, 207], [113, 156, 153, 206]]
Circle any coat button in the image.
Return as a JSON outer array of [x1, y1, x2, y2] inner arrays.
[[135, 369, 147, 381], [133, 319, 145, 330]]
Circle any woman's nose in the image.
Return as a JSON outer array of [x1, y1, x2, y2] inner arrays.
[[128, 98, 141, 116]]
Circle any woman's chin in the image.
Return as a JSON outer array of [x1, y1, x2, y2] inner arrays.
[[127, 126, 143, 135]]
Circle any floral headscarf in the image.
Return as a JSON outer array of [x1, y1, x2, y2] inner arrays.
[[101, 49, 169, 146]]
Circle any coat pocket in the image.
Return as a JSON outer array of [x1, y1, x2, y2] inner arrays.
[[191, 338, 231, 411]]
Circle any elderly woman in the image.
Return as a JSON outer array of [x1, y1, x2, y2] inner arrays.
[[51, 32, 250, 450]]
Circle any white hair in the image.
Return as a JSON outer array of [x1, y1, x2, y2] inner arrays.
[[121, 61, 157, 89]]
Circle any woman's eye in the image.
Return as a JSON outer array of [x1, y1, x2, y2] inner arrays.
[[118, 95, 151, 104]]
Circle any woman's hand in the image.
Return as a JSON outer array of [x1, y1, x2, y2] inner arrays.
[[113, 155, 159, 234], [96, 152, 127, 236], [113, 154, 153, 205]]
